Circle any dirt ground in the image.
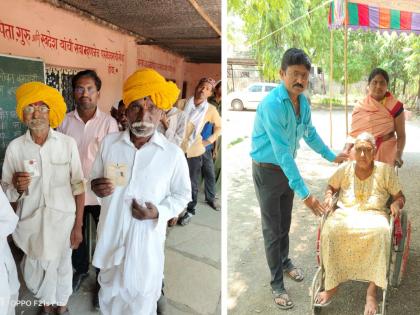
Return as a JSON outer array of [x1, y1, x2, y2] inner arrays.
[[227, 109, 420, 315]]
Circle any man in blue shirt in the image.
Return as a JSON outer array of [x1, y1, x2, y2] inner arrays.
[[200, 121, 219, 210], [250, 48, 347, 310]]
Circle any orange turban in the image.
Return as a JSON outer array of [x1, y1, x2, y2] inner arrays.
[[123, 68, 180, 111], [16, 82, 67, 128]]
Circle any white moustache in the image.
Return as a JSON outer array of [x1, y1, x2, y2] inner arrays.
[[131, 122, 155, 128], [28, 119, 49, 130]]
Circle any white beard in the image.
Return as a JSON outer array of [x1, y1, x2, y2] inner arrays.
[[27, 119, 49, 131]]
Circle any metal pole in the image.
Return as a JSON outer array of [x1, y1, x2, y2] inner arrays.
[[231, 64, 235, 91], [329, 29, 334, 148], [344, 0, 349, 135]]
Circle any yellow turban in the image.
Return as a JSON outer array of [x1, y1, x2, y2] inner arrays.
[[123, 68, 180, 111], [16, 82, 67, 128]]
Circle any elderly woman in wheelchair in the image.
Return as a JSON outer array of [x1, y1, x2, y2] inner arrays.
[[314, 132, 405, 315]]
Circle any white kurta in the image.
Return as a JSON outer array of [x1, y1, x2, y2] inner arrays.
[[1, 128, 85, 305], [90, 130, 191, 315], [157, 107, 187, 147], [183, 96, 209, 144], [0, 188, 19, 315]]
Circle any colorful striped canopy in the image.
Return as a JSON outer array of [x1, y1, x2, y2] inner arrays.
[[329, 0, 420, 34]]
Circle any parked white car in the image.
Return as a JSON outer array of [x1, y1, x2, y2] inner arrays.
[[228, 82, 278, 111]]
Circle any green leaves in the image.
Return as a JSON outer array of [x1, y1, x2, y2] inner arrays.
[[229, 0, 420, 104]]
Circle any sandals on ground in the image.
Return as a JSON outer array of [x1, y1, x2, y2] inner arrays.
[[285, 266, 304, 282], [273, 291, 294, 310]]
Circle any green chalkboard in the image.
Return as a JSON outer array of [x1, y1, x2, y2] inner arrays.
[[0, 54, 45, 175]]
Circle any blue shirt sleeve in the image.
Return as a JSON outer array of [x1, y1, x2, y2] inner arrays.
[[302, 107, 336, 162], [262, 103, 310, 199]]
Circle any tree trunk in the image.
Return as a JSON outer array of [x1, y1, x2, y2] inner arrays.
[[417, 76, 420, 99], [321, 71, 327, 95], [402, 79, 407, 96], [416, 76, 420, 111], [392, 77, 397, 94]]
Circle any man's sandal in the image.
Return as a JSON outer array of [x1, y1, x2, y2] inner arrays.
[[273, 291, 294, 310], [285, 267, 304, 282]]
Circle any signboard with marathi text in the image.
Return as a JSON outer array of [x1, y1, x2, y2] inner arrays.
[[0, 54, 45, 176]]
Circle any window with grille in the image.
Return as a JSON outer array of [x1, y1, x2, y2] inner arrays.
[[45, 66, 85, 112]]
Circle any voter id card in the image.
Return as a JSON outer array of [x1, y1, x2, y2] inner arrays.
[[23, 159, 40, 177], [106, 163, 128, 186]]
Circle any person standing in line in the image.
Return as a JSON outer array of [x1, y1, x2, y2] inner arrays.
[[177, 78, 222, 225], [157, 105, 187, 147], [2, 82, 85, 315], [57, 70, 118, 309], [90, 68, 191, 315]]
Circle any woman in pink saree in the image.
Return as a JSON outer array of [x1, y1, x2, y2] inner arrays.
[[343, 68, 406, 166]]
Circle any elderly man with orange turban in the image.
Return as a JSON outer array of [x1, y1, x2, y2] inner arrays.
[[90, 68, 191, 315], [2, 82, 85, 315]]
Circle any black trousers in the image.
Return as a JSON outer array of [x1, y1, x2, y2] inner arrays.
[[252, 162, 295, 293], [201, 149, 216, 203], [72, 205, 100, 275], [186, 155, 202, 214]]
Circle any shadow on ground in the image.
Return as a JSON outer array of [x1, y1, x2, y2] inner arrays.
[[228, 143, 420, 315]]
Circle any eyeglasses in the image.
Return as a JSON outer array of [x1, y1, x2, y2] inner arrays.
[[355, 147, 374, 155], [23, 105, 50, 114], [74, 86, 97, 95], [286, 70, 309, 81]]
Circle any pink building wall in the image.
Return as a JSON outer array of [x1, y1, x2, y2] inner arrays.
[[184, 63, 221, 98], [0, 0, 220, 111], [137, 45, 185, 86]]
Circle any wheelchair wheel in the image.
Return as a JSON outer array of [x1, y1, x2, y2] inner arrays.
[[390, 211, 411, 287], [310, 267, 323, 315]]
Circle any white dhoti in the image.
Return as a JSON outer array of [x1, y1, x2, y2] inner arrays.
[[98, 265, 160, 315], [0, 292, 18, 315], [0, 190, 19, 315], [22, 247, 73, 306], [98, 219, 163, 315], [0, 244, 19, 315]]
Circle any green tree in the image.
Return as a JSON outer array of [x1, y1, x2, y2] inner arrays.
[[229, 0, 310, 80], [402, 35, 420, 107], [228, 0, 419, 102]]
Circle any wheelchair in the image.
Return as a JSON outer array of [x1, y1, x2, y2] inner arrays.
[[310, 198, 411, 315]]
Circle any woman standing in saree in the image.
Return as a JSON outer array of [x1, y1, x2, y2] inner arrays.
[[343, 68, 406, 166]]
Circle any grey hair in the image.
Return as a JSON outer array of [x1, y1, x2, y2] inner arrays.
[[355, 132, 376, 149]]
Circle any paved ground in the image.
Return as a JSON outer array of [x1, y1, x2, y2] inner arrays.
[[14, 189, 221, 315], [227, 109, 420, 314]]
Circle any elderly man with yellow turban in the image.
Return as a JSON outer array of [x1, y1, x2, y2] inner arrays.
[[1, 82, 85, 315], [90, 68, 191, 315]]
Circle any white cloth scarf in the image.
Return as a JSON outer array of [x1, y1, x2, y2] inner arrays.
[[184, 96, 208, 144]]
